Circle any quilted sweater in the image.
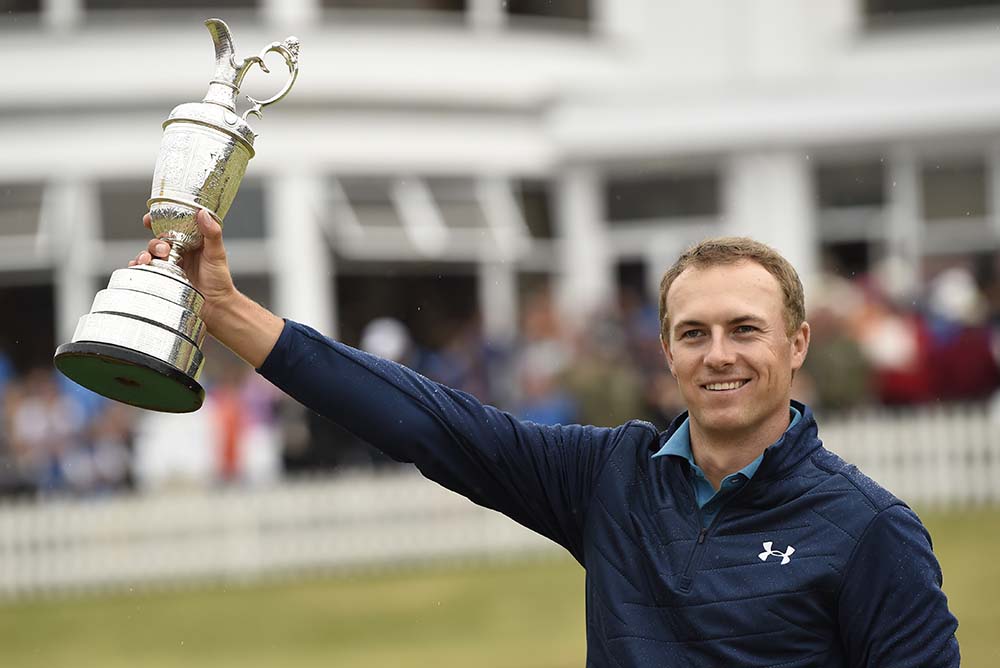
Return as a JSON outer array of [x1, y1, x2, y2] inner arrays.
[[258, 320, 960, 667]]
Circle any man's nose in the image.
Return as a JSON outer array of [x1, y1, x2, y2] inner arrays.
[[703, 332, 736, 368]]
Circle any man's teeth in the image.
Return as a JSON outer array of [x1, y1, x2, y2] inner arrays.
[[705, 381, 747, 391]]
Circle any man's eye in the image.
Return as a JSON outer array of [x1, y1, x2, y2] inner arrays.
[[680, 330, 703, 339], [735, 325, 757, 334]]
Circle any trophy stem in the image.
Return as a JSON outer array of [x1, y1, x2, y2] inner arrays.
[[150, 249, 189, 282], [167, 244, 184, 267]]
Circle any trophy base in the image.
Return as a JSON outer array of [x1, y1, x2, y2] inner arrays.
[[54, 341, 205, 413]]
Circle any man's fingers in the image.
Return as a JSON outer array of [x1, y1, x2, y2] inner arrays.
[[196, 209, 226, 259], [134, 251, 151, 265], [143, 213, 152, 230], [147, 238, 170, 258]]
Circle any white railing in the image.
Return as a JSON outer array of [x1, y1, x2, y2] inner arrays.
[[821, 404, 1000, 507], [0, 404, 998, 597], [0, 471, 557, 598]]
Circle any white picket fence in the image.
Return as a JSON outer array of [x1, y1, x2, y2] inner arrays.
[[822, 403, 1000, 507], [0, 404, 998, 598]]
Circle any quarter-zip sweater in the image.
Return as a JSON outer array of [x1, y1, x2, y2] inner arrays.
[[259, 320, 960, 667]]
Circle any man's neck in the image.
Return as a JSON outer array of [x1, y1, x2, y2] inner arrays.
[[688, 408, 792, 491]]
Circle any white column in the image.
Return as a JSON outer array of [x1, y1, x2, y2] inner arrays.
[[260, 0, 319, 28], [592, 0, 645, 43], [478, 260, 518, 345], [41, 0, 82, 31], [987, 141, 1000, 239], [266, 172, 336, 338], [468, 0, 506, 31], [723, 150, 817, 288], [476, 176, 525, 345], [46, 179, 99, 345], [885, 146, 922, 299], [554, 166, 614, 325]]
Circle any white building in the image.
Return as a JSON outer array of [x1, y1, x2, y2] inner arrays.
[[3, 0, 1000, 369]]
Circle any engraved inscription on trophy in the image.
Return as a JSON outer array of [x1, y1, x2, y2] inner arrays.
[[53, 18, 299, 413]]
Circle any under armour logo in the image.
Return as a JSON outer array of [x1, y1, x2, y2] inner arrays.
[[758, 541, 795, 565]]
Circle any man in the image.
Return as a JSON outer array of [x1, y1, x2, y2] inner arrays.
[[132, 211, 960, 666]]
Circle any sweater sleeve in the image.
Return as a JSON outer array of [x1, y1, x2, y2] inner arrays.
[[837, 504, 960, 667], [256, 319, 623, 561]]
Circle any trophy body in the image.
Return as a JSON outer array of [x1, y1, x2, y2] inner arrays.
[[54, 19, 299, 413]]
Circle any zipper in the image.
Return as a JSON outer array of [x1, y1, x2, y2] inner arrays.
[[679, 527, 707, 593], [678, 469, 706, 593], [678, 480, 752, 594]]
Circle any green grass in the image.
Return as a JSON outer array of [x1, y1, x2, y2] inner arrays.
[[0, 557, 586, 668], [920, 508, 1000, 668], [0, 509, 995, 667]]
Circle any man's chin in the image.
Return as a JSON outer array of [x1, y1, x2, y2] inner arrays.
[[690, 408, 751, 435]]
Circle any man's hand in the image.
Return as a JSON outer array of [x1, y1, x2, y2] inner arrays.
[[129, 209, 236, 333], [129, 208, 284, 368]]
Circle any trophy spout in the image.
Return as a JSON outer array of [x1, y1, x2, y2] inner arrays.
[[202, 18, 254, 112], [201, 18, 300, 121]]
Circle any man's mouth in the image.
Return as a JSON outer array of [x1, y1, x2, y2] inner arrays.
[[702, 380, 750, 392]]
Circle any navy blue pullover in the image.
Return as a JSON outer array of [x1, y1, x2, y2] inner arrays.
[[259, 320, 960, 667]]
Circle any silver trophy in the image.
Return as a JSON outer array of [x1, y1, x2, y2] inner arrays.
[[54, 18, 299, 413]]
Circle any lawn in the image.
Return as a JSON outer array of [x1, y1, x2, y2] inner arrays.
[[0, 509, 995, 667]]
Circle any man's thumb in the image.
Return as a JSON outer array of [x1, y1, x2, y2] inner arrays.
[[196, 209, 226, 259]]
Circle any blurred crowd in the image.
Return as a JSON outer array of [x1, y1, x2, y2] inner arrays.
[[3, 259, 1000, 499]]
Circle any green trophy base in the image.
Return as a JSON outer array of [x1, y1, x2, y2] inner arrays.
[[54, 341, 205, 413]]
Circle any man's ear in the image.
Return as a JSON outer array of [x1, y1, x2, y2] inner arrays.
[[661, 335, 675, 377], [790, 321, 811, 371]]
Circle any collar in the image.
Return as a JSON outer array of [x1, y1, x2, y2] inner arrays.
[[653, 403, 809, 480]]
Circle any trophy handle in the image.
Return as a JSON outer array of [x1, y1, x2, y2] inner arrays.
[[242, 37, 300, 121]]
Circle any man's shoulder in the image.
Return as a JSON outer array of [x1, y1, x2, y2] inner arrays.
[[806, 444, 903, 515]]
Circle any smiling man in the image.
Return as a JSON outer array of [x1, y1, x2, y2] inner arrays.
[[660, 248, 810, 494], [135, 218, 959, 667]]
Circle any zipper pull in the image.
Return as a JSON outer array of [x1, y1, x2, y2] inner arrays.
[[697, 528, 708, 544]]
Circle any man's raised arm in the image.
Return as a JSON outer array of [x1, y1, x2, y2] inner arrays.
[[133, 208, 625, 560]]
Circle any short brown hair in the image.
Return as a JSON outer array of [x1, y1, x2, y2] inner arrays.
[[658, 236, 805, 340]]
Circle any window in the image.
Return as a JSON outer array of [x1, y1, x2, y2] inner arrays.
[[322, 0, 466, 19], [85, 0, 255, 9], [816, 161, 885, 209], [427, 177, 488, 230], [324, 0, 465, 8], [506, 0, 589, 22], [0, 283, 55, 373], [814, 159, 888, 278], [0, 0, 41, 14], [921, 159, 987, 221], [99, 179, 265, 241], [864, 0, 1000, 27], [336, 178, 404, 229], [335, 268, 478, 350], [0, 183, 43, 238], [821, 241, 873, 279], [605, 171, 719, 223], [99, 180, 158, 242], [515, 180, 555, 239], [83, 0, 258, 24]]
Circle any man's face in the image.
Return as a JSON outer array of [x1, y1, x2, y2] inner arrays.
[[662, 261, 809, 441]]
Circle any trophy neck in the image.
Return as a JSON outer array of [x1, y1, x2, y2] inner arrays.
[[203, 83, 239, 113], [150, 231, 198, 281]]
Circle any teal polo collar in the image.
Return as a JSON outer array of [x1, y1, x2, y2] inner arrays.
[[653, 407, 802, 527], [653, 406, 802, 466]]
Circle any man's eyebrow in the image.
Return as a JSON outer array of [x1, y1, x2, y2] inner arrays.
[[672, 319, 705, 333], [729, 314, 766, 325], [671, 314, 766, 333]]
